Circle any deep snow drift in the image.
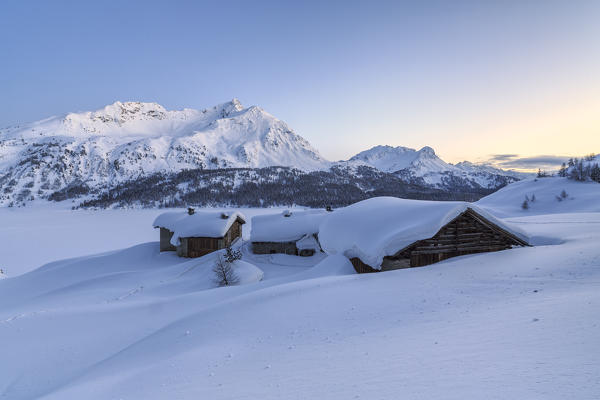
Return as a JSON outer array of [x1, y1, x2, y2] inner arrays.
[[1, 179, 599, 399]]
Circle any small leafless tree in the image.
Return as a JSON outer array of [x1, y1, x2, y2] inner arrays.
[[213, 255, 239, 287]]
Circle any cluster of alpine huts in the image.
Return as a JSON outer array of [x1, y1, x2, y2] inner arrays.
[[153, 197, 529, 273]]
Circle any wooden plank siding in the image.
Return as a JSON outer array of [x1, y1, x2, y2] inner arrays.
[[351, 209, 528, 273], [177, 218, 245, 258], [252, 241, 298, 255]]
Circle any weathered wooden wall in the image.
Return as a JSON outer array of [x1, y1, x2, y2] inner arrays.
[[351, 210, 527, 273], [224, 220, 243, 247], [400, 210, 521, 267], [176, 219, 244, 258], [252, 241, 298, 255]]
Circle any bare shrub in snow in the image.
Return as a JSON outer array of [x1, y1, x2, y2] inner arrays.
[[213, 254, 239, 287], [224, 246, 242, 263]]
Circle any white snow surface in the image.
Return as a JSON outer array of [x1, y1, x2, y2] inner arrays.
[[477, 177, 600, 217], [1, 207, 599, 399], [153, 210, 246, 246], [319, 197, 528, 269], [250, 209, 329, 242], [1, 180, 600, 399], [231, 259, 264, 285], [0, 205, 297, 276]]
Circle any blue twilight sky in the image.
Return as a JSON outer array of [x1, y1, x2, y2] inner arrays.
[[1, 0, 598, 168]]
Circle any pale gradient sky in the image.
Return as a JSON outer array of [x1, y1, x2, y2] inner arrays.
[[1, 0, 598, 168]]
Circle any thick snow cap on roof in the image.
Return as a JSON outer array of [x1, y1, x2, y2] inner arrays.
[[250, 210, 329, 242], [319, 197, 529, 270], [153, 210, 246, 246]]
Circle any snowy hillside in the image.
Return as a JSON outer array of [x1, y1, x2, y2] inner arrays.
[[0, 99, 328, 205], [1, 202, 599, 398], [348, 145, 527, 189], [477, 177, 600, 217]]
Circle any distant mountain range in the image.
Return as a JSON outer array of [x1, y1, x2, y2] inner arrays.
[[0, 100, 528, 207]]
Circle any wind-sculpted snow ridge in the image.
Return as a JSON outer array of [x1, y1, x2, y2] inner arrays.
[[0, 99, 328, 206]]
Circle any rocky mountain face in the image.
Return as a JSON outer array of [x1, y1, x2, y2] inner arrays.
[[0, 100, 327, 206], [346, 145, 527, 191], [0, 100, 524, 207]]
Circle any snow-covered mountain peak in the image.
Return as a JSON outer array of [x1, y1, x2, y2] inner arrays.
[[212, 98, 245, 117], [0, 99, 331, 205], [417, 146, 436, 158], [349, 145, 445, 173], [68, 101, 171, 128], [346, 144, 526, 190]]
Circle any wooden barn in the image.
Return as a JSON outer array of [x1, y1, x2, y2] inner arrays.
[[251, 210, 328, 257], [153, 208, 246, 258], [318, 197, 530, 273]]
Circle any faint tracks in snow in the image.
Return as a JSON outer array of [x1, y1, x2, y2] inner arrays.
[[1, 309, 50, 324], [106, 286, 144, 303]]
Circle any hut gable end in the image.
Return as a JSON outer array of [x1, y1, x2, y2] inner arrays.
[[386, 209, 528, 269], [153, 211, 246, 258]]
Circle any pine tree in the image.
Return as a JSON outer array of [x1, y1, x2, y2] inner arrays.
[[591, 165, 600, 183], [558, 163, 567, 177], [521, 199, 529, 210]]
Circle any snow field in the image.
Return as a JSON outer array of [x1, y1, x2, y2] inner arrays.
[[0, 178, 599, 399]]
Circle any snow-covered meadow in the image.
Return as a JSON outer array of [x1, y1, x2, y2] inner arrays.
[[1, 177, 599, 399]]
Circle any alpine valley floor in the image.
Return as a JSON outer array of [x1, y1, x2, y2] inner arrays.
[[1, 179, 599, 399]]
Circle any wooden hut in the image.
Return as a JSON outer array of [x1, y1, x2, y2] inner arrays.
[[318, 197, 530, 273], [153, 209, 246, 258], [251, 210, 328, 257]]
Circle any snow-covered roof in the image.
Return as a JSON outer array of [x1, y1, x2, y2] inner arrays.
[[319, 197, 529, 270], [153, 210, 246, 246], [250, 210, 329, 242], [296, 234, 320, 251]]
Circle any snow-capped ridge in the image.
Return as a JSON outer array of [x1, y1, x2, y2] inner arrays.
[[347, 144, 527, 190], [0, 99, 328, 205]]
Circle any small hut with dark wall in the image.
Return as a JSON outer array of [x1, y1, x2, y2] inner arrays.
[[153, 208, 246, 258], [319, 197, 529, 273], [251, 210, 328, 257]]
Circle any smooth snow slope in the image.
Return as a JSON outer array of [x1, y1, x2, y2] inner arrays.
[[477, 177, 600, 217], [1, 210, 599, 398]]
